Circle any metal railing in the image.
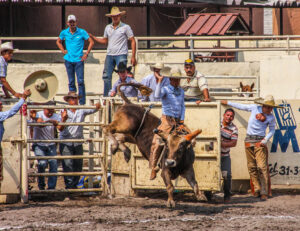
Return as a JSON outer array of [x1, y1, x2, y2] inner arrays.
[[20, 99, 110, 201]]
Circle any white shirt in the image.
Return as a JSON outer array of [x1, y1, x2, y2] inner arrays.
[[59, 108, 96, 146], [33, 111, 61, 146], [104, 22, 134, 56]]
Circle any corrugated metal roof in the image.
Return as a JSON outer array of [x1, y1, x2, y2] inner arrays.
[[175, 13, 250, 36]]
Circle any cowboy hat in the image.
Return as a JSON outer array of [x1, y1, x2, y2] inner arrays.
[[105, 6, 126, 17], [63, 91, 82, 102], [114, 62, 132, 73], [150, 63, 171, 76], [0, 42, 16, 52], [24, 70, 58, 103], [254, 95, 283, 108]]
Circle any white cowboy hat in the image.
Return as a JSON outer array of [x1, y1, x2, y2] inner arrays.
[[254, 95, 283, 108], [150, 63, 171, 75], [105, 7, 126, 17], [0, 42, 16, 52]]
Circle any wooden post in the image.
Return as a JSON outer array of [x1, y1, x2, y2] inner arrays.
[[20, 106, 28, 203], [88, 99, 95, 189]]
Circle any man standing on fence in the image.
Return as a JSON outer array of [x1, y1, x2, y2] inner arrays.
[[182, 59, 211, 103], [56, 15, 94, 105], [0, 89, 31, 189], [0, 42, 23, 98], [221, 95, 280, 201], [59, 92, 100, 189], [29, 102, 62, 190], [89, 6, 137, 96]]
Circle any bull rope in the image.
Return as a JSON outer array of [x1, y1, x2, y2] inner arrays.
[[134, 104, 153, 139]]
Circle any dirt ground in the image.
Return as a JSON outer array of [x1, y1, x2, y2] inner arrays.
[[1, 191, 300, 231]]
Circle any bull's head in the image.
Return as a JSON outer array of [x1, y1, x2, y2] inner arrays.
[[157, 129, 202, 168]]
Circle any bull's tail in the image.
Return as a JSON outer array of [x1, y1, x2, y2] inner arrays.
[[117, 83, 152, 104]]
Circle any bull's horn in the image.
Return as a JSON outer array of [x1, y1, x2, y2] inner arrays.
[[185, 129, 202, 141]]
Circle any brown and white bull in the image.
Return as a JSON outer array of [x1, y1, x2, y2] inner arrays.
[[102, 83, 206, 207]]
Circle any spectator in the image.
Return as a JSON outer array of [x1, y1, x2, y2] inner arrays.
[[89, 6, 137, 96], [56, 15, 94, 105], [221, 95, 280, 201], [29, 102, 62, 190], [59, 92, 100, 189], [0, 89, 31, 185], [109, 62, 138, 97], [182, 59, 211, 102], [0, 42, 23, 98], [140, 63, 170, 102], [220, 108, 238, 203]]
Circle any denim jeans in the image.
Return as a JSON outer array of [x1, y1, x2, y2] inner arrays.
[[221, 155, 232, 198], [33, 144, 57, 190], [59, 144, 83, 189], [64, 60, 86, 105], [102, 54, 127, 96]]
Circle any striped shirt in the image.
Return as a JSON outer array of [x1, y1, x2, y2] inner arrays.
[[221, 121, 238, 157]]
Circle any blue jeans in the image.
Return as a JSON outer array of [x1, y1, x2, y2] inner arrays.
[[59, 144, 83, 189], [33, 144, 57, 190], [221, 155, 232, 198], [64, 60, 86, 105], [102, 54, 127, 96]]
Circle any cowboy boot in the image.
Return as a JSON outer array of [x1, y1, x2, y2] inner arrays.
[[150, 145, 163, 180]]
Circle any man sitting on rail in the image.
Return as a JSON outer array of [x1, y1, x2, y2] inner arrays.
[[109, 62, 138, 97], [29, 102, 63, 190], [182, 59, 211, 103], [0, 89, 31, 188], [149, 69, 189, 180], [0, 42, 24, 98], [221, 95, 279, 201], [139, 63, 170, 102], [59, 92, 101, 189]]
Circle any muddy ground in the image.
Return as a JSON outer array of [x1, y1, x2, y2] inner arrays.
[[1, 191, 300, 231]]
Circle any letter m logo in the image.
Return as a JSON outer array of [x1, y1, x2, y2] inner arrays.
[[271, 103, 299, 153]]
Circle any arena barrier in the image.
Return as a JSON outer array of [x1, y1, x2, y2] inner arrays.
[[14, 99, 110, 203], [109, 100, 222, 196]]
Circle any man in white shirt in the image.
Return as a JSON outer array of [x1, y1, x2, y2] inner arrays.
[[59, 92, 101, 189], [182, 59, 210, 102], [30, 102, 62, 190], [89, 6, 136, 96]]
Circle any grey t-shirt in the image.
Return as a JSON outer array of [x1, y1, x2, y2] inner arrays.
[[104, 22, 134, 56], [33, 111, 60, 146]]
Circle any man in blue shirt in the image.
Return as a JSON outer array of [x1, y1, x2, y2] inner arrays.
[[56, 15, 94, 105], [149, 69, 189, 180], [221, 95, 280, 201], [109, 62, 138, 97], [0, 89, 31, 184]]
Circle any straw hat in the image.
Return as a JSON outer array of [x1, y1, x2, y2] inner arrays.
[[24, 70, 58, 103], [0, 42, 16, 52], [63, 91, 81, 102], [150, 63, 171, 75], [105, 7, 126, 17], [254, 95, 283, 108]]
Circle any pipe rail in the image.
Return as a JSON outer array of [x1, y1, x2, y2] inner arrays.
[[28, 155, 103, 160], [27, 138, 104, 143]]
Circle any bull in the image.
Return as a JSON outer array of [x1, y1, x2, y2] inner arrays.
[[103, 83, 206, 207]]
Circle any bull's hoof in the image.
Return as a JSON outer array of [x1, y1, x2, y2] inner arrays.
[[124, 147, 131, 163], [196, 192, 208, 202], [166, 199, 176, 208]]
